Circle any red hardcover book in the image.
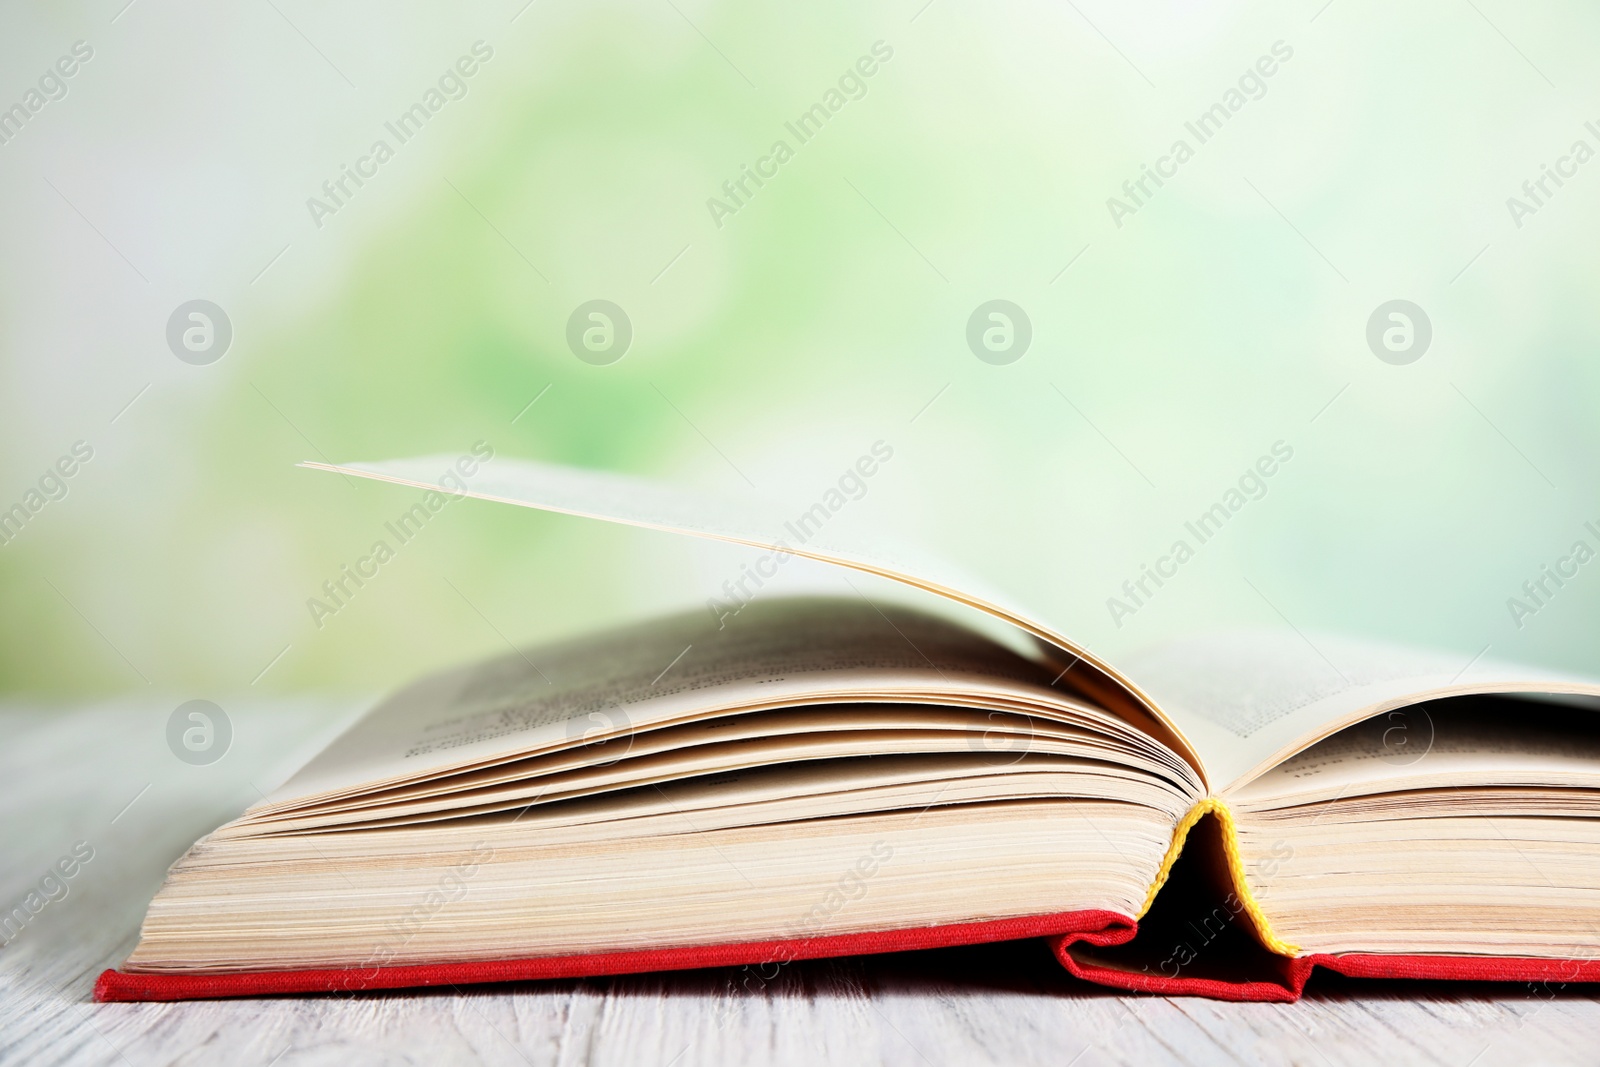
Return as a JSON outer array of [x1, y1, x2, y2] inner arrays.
[[95, 455, 1600, 1002]]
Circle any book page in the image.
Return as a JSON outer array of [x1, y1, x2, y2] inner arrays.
[[303, 453, 1040, 645], [258, 597, 1180, 811], [268, 703, 1162, 816], [235, 754, 1192, 846], [300, 453, 1201, 775], [1230, 692, 1600, 809], [1122, 629, 1600, 791], [258, 730, 1184, 832]]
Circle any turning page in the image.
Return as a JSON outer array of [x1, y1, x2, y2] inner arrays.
[[303, 454, 1048, 647], [301, 454, 1202, 774]]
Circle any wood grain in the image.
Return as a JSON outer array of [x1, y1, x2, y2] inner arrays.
[[2, 702, 1596, 1067]]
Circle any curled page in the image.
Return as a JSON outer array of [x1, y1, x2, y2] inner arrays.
[[299, 454, 1202, 778]]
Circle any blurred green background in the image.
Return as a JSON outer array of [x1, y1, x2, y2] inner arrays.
[[1, 0, 1597, 702]]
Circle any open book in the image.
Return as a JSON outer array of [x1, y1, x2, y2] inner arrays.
[[97, 452, 1600, 1002]]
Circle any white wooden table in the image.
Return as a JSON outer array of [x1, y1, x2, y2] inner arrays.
[[3, 700, 1597, 1066]]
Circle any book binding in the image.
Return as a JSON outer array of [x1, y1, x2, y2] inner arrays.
[[95, 917, 1600, 1002], [95, 910, 1131, 1002]]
